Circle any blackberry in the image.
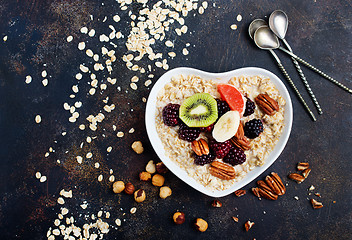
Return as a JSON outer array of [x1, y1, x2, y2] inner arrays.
[[178, 124, 201, 142], [194, 151, 216, 166], [209, 139, 232, 159], [216, 99, 231, 117], [244, 119, 264, 139], [243, 97, 256, 117], [162, 103, 181, 126], [223, 147, 246, 166], [199, 123, 214, 133]]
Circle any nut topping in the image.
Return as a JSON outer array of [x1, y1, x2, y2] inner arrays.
[[253, 173, 285, 200], [191, 139, 209, 156], [302, 168, 311, 178], [310, 199, 323, 209], [231, 122, 251, 150], [234, 189, 246, 197], [232, 216, 239, 222], [288, 173, 305, 183], [244, 220, 255, 231], [270, 172, 286, 195], [209, 161, 236, 180], [297, 162, 309, 171], [251, 187, 261, 198], [265, 175, 282, 195], [211, 199, 222, 208], [258, 186, 278, 200], [255, 93, 279, 116]]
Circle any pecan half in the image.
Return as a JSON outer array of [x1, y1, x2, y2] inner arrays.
[[288, 173, 305, 183], [251, 187, 261, 198], [270, 172, 286, 195], [209, 161, 236, 180], [302, 168, 311, 179], [255, 93, 279, 116], [231, 122, 251, 150], [211, 199, 222, 208], [265, 175, 282, 195], [232, 217, 239, 222], [297, 162, 309, 171], [234, 189, 246, 197], [191, 139, 210, 156], [258, 186, 278, 200], [310, 199, 323, 209]]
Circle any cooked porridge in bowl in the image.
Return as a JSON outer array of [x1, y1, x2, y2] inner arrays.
[[155, 74, 286, 191]]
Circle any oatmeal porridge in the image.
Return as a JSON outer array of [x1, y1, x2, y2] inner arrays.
[[155, 74, 286, 191]]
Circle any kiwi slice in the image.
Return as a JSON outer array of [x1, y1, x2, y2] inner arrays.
[[179, 93, 218, 127]]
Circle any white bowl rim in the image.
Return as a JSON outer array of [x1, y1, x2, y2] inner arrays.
[[145, 67, 293, 197]]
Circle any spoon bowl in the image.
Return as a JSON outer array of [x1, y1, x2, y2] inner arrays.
[[254, 26, 280, 50], [248, 19, 267, 39], [269, 10, 288, 39]]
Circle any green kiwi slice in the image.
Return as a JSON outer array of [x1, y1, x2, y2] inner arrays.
[[179, 93, 218, 127]]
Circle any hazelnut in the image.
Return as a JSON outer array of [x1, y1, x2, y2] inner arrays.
[[152, 174, 165, 187], [173, 212, 185, 224], [131, 141, 144, 154], [145, 160, 156, 174], [156, 162, 168, 174], [124, 182, 135, 195], [139, 171, 151, 181], [134, 189, 146, 203], [159, 186, 172, 199], [112, 181, 125, 193], [195, 218, 208, 232]]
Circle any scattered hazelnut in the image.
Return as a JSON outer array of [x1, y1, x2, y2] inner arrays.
[[159, 186, 172, 199], [244, 220, 255, 231], [152, 174, 165, 187], [131, 141, 144, 154], [194, 218, 208, 232], [211, 199, 222, 207], [139, 172, 151, 181], [156, 162, 168, 174], [124, 182, 135, 195], [173, 212, 185, 224], [134, 189, 146, 203], [112, 181, 125, 193], [145, 160, 156, 174]]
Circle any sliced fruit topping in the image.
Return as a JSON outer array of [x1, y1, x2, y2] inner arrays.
[[217, 84, 246, 116], [179, 93, 218, 127], [212, 110, 240, 143], [194, 151, 216, 166], [223, 147, 246, 166], [209, 139, 232, 159], [243, 97, 256, 117], [216, 99, 231, 118], [244, 119, 264, 139], [162, 103, 181, 126], [178, 123, 201, 142]]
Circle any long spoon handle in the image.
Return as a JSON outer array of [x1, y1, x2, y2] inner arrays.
[[269, 50, 316, 121], [282, 39, 323, 114], [279, 47, 352, 94]]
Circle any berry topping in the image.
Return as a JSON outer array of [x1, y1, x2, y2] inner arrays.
[[199, 123, 214, 133], [209, 139, 232, 159], [178, 124, 201, 142], [243, 97, 256, 117], [223, 147, 246, 166], [244, 119, 264, 139], [216, 99, 231, 117], [194, 151, 216, 165], [162, 103, 181, 126]]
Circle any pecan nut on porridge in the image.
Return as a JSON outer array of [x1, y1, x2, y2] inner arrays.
[[155, 74, 285, 191]]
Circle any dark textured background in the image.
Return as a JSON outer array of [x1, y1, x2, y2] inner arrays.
[[0, 0, 351, 239]]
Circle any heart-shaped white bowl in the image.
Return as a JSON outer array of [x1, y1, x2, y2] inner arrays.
[[145, 67, 293, 197]]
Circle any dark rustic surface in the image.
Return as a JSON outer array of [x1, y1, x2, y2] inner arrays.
[[0, 0, 351, 239]]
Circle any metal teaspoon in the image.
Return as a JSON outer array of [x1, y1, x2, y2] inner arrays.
[[251, 24, 316, 121], [269, 10, 323, 114], [255, 26, 352, 94]]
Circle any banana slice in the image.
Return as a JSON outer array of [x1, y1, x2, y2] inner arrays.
[[212, 111, 240, 142]]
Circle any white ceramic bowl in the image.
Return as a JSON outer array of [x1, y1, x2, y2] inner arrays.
[[145, 67, 293, 197]]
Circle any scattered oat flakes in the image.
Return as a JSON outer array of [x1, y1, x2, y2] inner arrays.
[[109, 175, 115, 182], [86, 152, 93, 158], [35, 115, 42, 123], [25, 75, 32, 84], [35, 172, 41, 179], [294, 196, 299, 200], [80, 27, 88, 34], [98, 174, 103, 182], [128, 128, 135, 133], [182, 48, 189, 55], [230, 24, 238, 30], [94, 162, 100, 168], [130, 207, 137, 214], [115, 218, 121, 226], [66, 35, 73, 42], [3, 36, 8, 41], [309, 185, 315, 191], [198, 6, 204, 14], [117, 131, 124, 138], [107, 146, 112, 152], [88, 29, 96, 37], [237, 14, 242, 22], [40, 175, 47, 183], [130, 83, 137, 90], [165, 40, 174, 47], [78, 42, 86, 50], [144, 80, 152, 87], [113, 15, 120, 22], [42, 70, 47, 78], [42, 79, 48, 86], [57, 197, 65, 205]]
